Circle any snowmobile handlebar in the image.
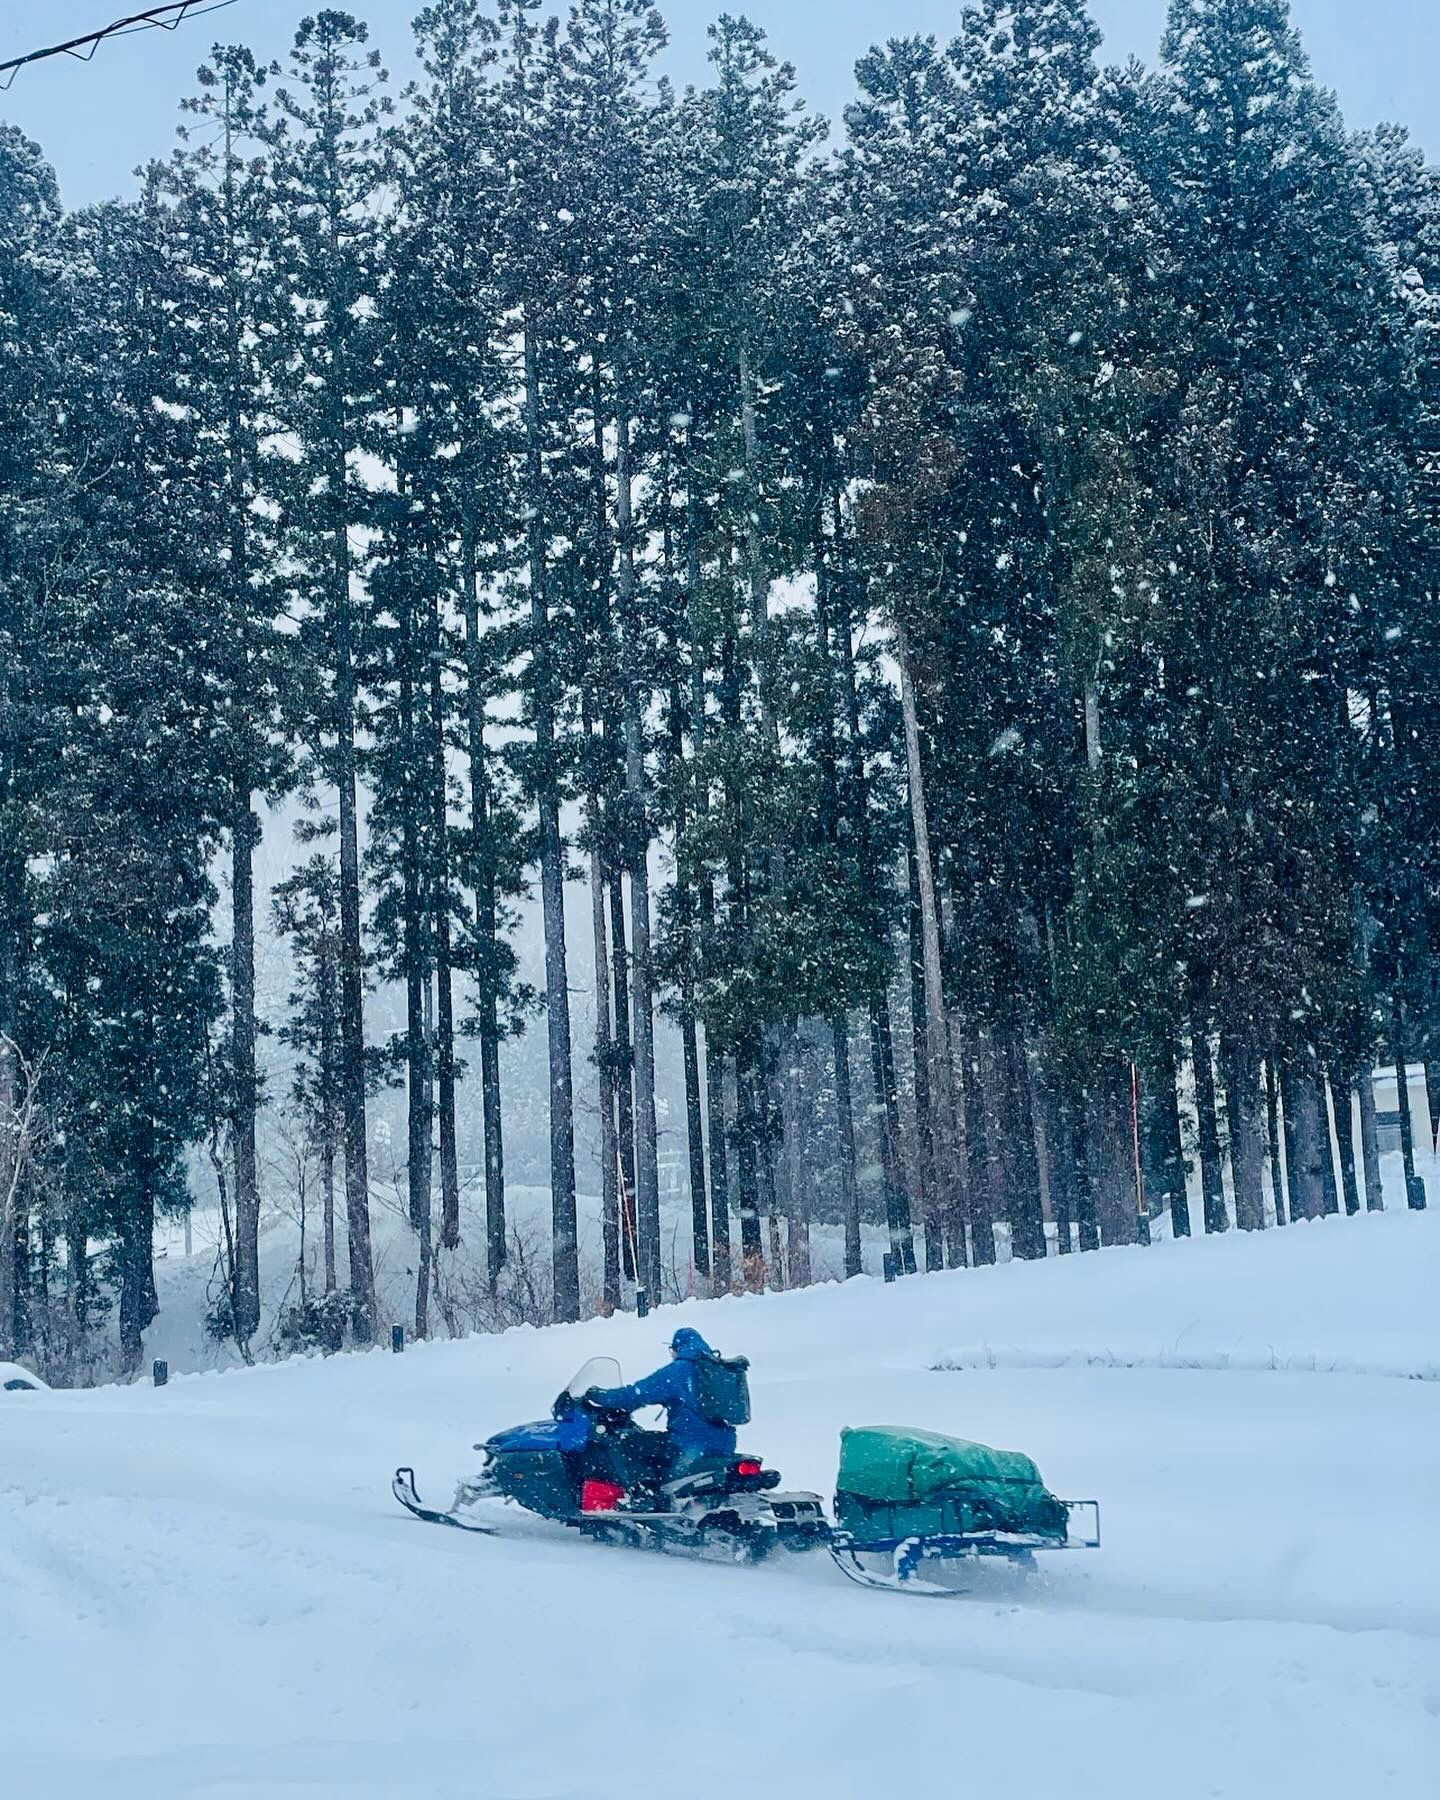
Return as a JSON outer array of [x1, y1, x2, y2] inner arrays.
[[550, 1386, 631, 1424], [579, 1389, 630, 1418]]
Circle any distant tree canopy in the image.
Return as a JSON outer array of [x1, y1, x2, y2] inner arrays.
[[0, 0, 1434, 1376]]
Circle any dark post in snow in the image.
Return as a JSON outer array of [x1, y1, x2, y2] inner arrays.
[[882, 1253, 898, 1283], [391, 1324, 404, 1354], [152, 1360, 168, 1387]]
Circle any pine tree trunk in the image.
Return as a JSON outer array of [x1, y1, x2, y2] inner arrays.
[[402, 624, 431, 1240], [735, 1035, 765, 1288], [405, 935, 428, 1239], [607, 863, 638, 1280], [118, 1179, 157, 1374], [829, 499, 912, 1272], [975, 1032, 1009, 1246], [1426, 1058, 1440, 1158], [1189, 1017, 1228, 1233], [321, 1112, 338, 1297], [614, 414, 661, 1299], [1392, 1000, 1423, 1208], [462, 548, 505, 1284], [1279, 1059, 1301, 1223], [668, 671, 710, 1289], [1265, 1058, 1287, 1226], [898, 622, 969, 1262], [682, 457, 727, 1294], [1221, 1036, 1266, 1231], [0, 878, 21, 1354], [870, 996, 916, 1273], [877, 995, 916, 1271], [1285, 1060, 1330, 1221], [763, 1127, 785, 1293], [1357, 1069, 1384, 1210], [1004, 1029, 1047, 1260], [705, 1039, 732, 1294], [1150, 1049, 1190, 1237], [955, 1037, 982, 1267], [1087, 1059, 1141, 1246], [320, 932, 339, 1295], [589, 826, 621, 1313], [0, 1037, 16, 1361], [1035, 1051, 1075, 1253], [231, 784, 261, 1343], [539, 789, 577, 1318], [524, 329, 578, 1321], [1028, 1039, 1058, 1254], [784, 1033, 812, 1286], [1066, 1094, 1100, 1252], [833, 1015, 862, 1279], [867, 1005, 903, 1274], [682, 1012, 709, 1289], [1332, 1074, 1361, 1215], [414, 983, 433, 1345], [736, 354, 784, 1299], [1410, 950, 1437, 1156], [957, 1030, 992, 1265], [1317, 1080, 1341, 1217], [907, 839, 941, 1269], [61, 1208, 85, 1382], [430, 654, 460, 1255], [333, 475, 375, 1341], [434, 946, 460, 1254], [222, 140, 261, 1347]]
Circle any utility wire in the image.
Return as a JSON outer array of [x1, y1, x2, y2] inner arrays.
[[0, 2, 239, 91]]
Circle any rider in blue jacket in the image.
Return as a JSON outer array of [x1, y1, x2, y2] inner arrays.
[[587, 1327, 736, 1475]]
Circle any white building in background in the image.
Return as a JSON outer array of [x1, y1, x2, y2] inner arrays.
[[1372, 1065, 1436, 1155]]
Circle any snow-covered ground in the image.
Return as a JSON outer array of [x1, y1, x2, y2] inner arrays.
[[4, 1210, 1438, 1799]]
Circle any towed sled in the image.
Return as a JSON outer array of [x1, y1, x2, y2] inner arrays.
[[826, 1425, 1100, 1596], [393, 1363, 1099, 1597]]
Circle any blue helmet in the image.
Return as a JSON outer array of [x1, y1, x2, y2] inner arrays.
[[669, 1327, 715, 1361]]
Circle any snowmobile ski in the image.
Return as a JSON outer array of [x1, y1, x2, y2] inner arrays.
[[392, 1466, 499, 1535]]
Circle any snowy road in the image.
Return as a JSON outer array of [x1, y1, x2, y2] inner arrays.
[[4, 1213, 1439, 1800]]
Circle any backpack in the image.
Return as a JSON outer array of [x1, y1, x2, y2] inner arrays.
[[693, 1352, 751, 1428]]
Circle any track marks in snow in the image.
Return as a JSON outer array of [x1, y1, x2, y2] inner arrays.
[[932, 1345, 1440, 1381], [0, 1735, 591, 1800]]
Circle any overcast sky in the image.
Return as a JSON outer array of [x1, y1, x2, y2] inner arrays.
[[1, 1, 1433, 210]]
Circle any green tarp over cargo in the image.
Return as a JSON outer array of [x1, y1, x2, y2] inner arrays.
[[835, 1426, 1069, 1542]]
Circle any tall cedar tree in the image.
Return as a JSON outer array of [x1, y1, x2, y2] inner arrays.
[[269, 12, 391, 1334]]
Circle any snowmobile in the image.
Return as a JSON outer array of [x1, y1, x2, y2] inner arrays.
[[393, 1356, 830, 1564], [393, 1364, 1100, 1597]]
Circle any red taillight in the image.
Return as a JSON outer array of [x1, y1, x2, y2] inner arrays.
[[734, 1459, 763, 1478], [580, 1478, 625, 1513]]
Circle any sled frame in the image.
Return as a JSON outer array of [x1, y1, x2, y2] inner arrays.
[[829, 1499, 1100, 1596]]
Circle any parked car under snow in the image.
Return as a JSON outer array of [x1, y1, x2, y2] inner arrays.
[[0, 1362, 48, 1392]]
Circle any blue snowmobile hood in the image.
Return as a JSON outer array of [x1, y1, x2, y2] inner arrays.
[[486, 1414, 590, 1454]]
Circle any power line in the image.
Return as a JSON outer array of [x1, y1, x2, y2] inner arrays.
[[0, 2, 239, 92]]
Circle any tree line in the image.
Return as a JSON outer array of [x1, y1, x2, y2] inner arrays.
[[0, 0, 1435, 1376]]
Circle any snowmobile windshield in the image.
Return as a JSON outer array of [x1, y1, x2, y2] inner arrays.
[[566, 1357, 621, 1399]]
